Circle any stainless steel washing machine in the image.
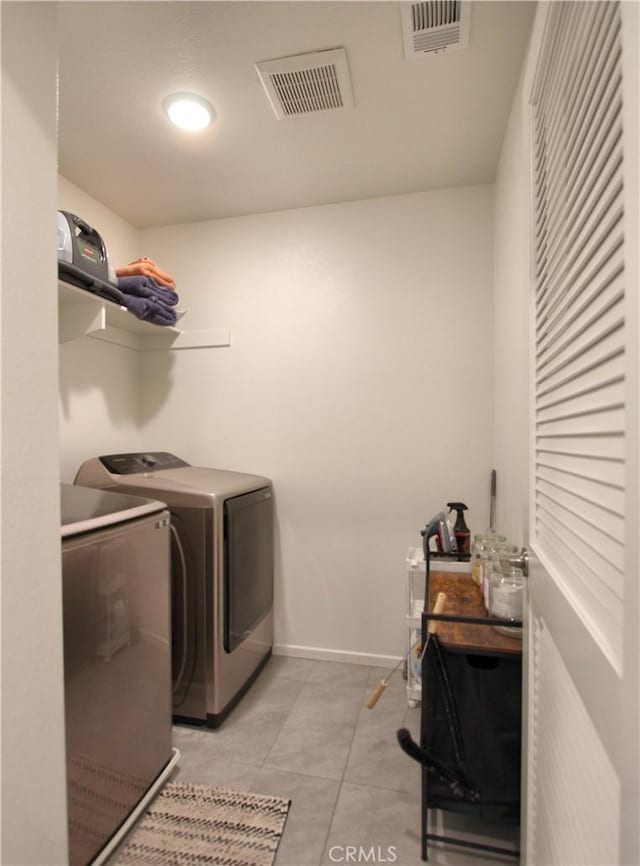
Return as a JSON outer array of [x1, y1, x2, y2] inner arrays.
[[75, 452, 274, 728], [61, 483, 178, 865]]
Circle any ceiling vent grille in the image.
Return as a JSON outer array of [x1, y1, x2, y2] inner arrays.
[[400, 1, 471, 59], [255, 48, 354, 120]]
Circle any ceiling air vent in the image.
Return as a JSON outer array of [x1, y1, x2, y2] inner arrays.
[[255, 48, 354, 120], [400, 1, 471, 59]]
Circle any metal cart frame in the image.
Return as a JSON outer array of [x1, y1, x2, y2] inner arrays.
[[419, 548, 523, 862]]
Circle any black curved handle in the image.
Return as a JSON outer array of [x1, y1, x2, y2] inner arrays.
[[396, 728, 480, 802]]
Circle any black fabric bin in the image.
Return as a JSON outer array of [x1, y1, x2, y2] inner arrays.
[[421, 644, 522, 822]]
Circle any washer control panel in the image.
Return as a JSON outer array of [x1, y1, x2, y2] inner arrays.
[[99, 452, 190, 475]]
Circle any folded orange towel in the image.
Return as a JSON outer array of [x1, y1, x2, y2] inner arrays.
[[115, 257, 176, 290]]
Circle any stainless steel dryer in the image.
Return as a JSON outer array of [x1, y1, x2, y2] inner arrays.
[[75, 452, 273, 728]]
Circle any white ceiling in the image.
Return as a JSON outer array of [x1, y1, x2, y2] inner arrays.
[[57, 1, 535, 228]]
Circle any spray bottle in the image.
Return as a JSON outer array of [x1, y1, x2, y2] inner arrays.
[[447, 502, 471, 556]]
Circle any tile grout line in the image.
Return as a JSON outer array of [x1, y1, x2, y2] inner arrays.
[[261, 661, 415, 865], [268, 659, 363, 866], [260, 663, 316, 775], [316, 672, 372, 866]]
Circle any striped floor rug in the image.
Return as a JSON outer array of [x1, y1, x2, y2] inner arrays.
[[111, 781, 291, 866]]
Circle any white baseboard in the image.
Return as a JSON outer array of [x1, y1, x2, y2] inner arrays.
[[272, 561, 470, 670], [273, 643, 402, 669]]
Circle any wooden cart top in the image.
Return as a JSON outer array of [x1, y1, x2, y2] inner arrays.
[[427, 570, 523, 657]]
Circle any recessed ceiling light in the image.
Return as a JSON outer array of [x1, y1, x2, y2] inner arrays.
[[163, 93, 215, 132]]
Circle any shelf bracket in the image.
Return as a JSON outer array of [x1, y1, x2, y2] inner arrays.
[[59, 301, 106, 343]]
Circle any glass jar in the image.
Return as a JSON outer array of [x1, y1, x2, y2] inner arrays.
[[483, 551, 501, 610], [470, 534, 485, 585], [481, 537, 508, 606], [490, 566, 524, 638], [479, 550, 491, 596]]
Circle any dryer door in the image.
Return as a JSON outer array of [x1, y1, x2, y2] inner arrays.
[[169, 518, 195, 706], [168, 507, 208, 723], [224, 487, 273, 653]]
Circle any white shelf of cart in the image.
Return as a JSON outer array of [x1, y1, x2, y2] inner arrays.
[[406, 640, 423, 707], [407, 599, 423, 629], [406, 547, 425, 708], [404, 548, 473, 709], [408, 683, 422, 708]]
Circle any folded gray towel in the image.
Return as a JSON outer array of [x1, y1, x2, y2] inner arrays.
[[117, 275, 179, 306], [122, 294, 177, 327]]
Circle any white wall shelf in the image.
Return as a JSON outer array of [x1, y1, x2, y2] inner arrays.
[[58, 281, 230, 350]]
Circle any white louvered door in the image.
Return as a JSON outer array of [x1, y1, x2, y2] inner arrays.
[[524, 2, 639, 864]]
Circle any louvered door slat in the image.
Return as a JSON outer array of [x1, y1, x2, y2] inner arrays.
[[537, 317, 624, 386], [537, 266, 624, 364], [529, 622, 621, 866], [566, 71, 622, 221], [533, 5, 579, 199], [538, 117, 623, 314], [537, 316, 623, 393], [532, 81, 575, 290], [536, 465, 624, 515], [551, 15, 608, 194], [534, 5, 619, 306], [537, 350, 624, 408], [532, 0, 625, 664], [537, 478, 624, 539], [536, 512, 623, 608], [536, 434, 624, 461], [534, 9, 597, 258], [565, 15, 620, 188], [539, 96, 622, 303], [537, 16, 621, 314], [536, 208, 622, 310], [536, 406, 624, 438], [532, 11, 594, 281], [536, 450, 624, 489], [531, 3, 571, 126], [536, 379, 624, 425], [536, 213, 623, 351], [536, 493, 623, 576], [536, 184, 623, 321], [563, 4, 615, 146], [536, 287, 624, 388], [536, 303, 623, 381], [561, 2, 606, 125], [564, 7, 619, 161]]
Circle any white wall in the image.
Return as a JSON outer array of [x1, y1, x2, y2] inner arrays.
[[139, 186, 495, 662], [0, 4, 68, 863], [492, 67, 531, 548], [58, 177, 142, 482]]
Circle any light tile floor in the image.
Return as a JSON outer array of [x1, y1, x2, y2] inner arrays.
[[171, 656, 520, 866]]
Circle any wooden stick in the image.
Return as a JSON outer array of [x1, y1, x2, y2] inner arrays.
[[367, 592, 447, 709], [367, 680, 388, 709], [427, 591, 447, 634]]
